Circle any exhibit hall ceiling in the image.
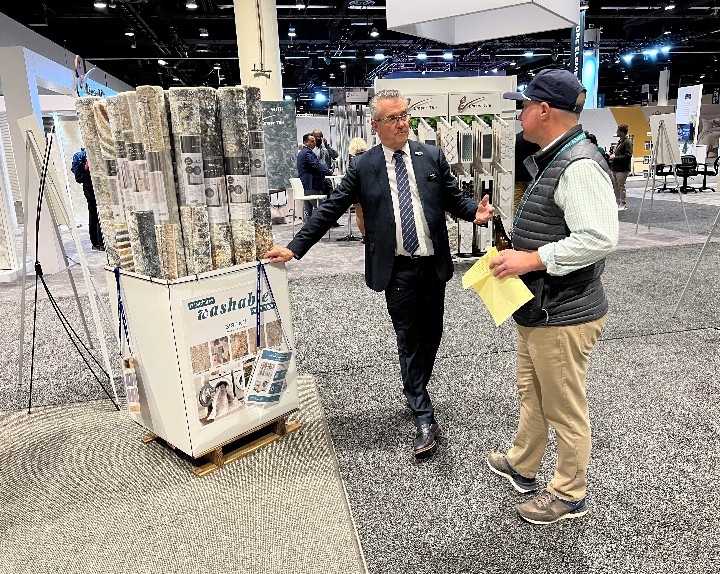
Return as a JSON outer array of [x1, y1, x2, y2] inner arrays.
[[2, 1, 719, 109]]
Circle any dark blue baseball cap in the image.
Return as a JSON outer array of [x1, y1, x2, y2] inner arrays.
[[503, 69, 586, 113]]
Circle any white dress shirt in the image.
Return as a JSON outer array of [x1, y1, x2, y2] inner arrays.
[[382, 143, 434, 257]]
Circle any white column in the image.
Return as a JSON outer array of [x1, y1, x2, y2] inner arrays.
[[0, 46, 64, 274], [658, 69, 670, 106], [233, 0, 283, 100]]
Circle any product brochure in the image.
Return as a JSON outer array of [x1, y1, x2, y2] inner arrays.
[[246, 348, 292, 405]]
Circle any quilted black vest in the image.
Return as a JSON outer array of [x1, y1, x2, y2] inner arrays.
[[512, 125, 611, 327]]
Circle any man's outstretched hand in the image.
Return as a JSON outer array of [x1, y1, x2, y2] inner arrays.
[[474, 194, 494, 225], [263, 246, 295, 264]]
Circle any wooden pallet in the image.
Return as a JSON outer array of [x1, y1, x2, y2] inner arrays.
[[142, 414, 301, 477]]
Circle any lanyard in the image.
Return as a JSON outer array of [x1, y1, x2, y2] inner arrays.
[[114, 266, 132, 356], [513, 132, 586, 228], [256, 261, 293, 352]]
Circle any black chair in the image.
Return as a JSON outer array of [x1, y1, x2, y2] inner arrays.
[[654, 164, 677, 193], [675, 155, 698, 193], [695, 161, 717, 192]]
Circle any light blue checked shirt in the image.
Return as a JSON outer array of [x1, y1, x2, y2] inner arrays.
[[536, 158, 619, 276]]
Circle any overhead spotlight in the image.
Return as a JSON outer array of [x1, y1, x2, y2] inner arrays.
[[131, 40, 137, 49], [213, 63, 221, 70], [510, 61, 517, 67], [416, 52, 427, 60], [158, 59, 168, 66], [492, 67, 498, 73], [199, 28, 209, 37], [186, 1, 198, 9], [583, 49, 593, 56], [94, 1, 107, 8], [621, 54, 633, 64], [125, 30, 135, 37], [661, 46, 671, 53], [370, 26, 379, 38], [295, 1, 304, 8], [374, 50, 385, 60], [288, 26, 296, 37], [314, 92, 327, 103], [665, 3, 675, 10], [524, 50, 534, 57], [443, 51, 453, 60], [340, 62, 347, 70]]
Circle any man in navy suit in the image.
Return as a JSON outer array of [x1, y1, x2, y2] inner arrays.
[[266, 90, 493, 457], [297, 133, 333, 219]]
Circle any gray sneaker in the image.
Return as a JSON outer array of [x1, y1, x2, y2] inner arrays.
[[487, 452, 538, 494], [515, 489, 588, 525]]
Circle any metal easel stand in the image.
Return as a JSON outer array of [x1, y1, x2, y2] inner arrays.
[[672, 206, 720, 317], [635, 119, 691, 236], [17, 127, 119, 413]]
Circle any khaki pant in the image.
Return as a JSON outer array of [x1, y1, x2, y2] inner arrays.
[[612, 171, 629, 205], [507, 316, 606, 501]]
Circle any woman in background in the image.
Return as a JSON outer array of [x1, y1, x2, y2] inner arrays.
[[347, 137, 368, 239]]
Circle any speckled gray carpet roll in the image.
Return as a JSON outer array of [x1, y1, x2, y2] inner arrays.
[[127, 210, 161, 278], [246, 87, 274, 259], [136, 85, 181, 224], [179, 204, 213, 275], [115, 223, 134, 272], [155, 222, 187, 280], [168, 87, 205, 206], [197, 87, 234, 269], [217, 87, 257, 264], [122, 92, 153, 214]]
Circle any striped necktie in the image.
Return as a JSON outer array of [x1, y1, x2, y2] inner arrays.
[[393, 150, 420, 255]]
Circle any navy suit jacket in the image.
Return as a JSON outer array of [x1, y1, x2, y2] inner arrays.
[[288, 141, 479, 292], [297, 146, 333, 192]]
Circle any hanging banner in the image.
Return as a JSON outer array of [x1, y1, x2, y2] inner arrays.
[[262, 100, 297, 192], [346, 89, 369, 103], [569, 10, 586, 80], [676, 84, 702, 124], [448, 92, 503, 116], [405, 94, 448, 118]]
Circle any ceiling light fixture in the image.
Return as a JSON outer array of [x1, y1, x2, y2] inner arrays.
[[416, 52, 427, 60], [370, 27, 379, 37], [94, 1, 108, 8], [340, 62, 347, 70], [621, 54, 633, 64], [288, 26, 297, 37], [665, 4, 675, 10], [213, 63, 221, 70], [186, 1, 198, 10], [158, 59, 168, 66], [374, 51, 385, 60], [200, 28, 209, 37], [295, 1, 304, 8], [661, 46, 671, 53], [524, 50, 534, 57], [125, 30, 135, 37], [443, 51, 453, 60]]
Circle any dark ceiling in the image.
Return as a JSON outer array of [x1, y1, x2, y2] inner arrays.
[[2, 1, 720, 109]]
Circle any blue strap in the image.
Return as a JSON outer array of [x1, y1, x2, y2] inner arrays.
[[114, 266, 132, 356]]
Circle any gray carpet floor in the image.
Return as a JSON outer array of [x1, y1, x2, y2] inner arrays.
[[289, 242, 720, 574]]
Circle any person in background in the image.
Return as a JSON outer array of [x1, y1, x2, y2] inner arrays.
[[312, 129, 339, 170], [514, 131, 541, 214], [264, 89, 493, 458], [71, 148, 104, 251], [297, 133, 333, 219], [347, 137, 368, 239], [584, 131, 610, 168], [609, 123, 632, 210], [490, 69, 618, 525]]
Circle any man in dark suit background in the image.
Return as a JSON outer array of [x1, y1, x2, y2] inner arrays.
[[265, 89, 494, 457], [297, 133, 333, 219]]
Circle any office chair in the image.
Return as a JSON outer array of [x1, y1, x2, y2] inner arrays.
[[675, 155, 698, 193], [695, 160, 717, 192], [654, 164, 677, 193]]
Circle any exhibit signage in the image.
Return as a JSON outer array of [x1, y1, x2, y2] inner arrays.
[[449, 92, 502, 115], [346, 89, 369, 103], [261, 100, 297, 192], [181, 278, 290, 429], [406, 93, 448, 117]]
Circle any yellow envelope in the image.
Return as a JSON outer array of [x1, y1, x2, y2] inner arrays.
[[462, 247, 533, 326]]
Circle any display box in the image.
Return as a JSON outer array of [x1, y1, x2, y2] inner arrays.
[[106, 261, 298, 458]]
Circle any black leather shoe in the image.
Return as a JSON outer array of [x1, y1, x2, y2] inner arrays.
[[413, 423, 439, 455]]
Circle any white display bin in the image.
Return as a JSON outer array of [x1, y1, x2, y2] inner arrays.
[[106, 261, 299, 459]]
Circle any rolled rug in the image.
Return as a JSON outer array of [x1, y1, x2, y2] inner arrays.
[[155, 222, 187, 280], [180, 203, 213, 275], [167, 87, 205, 206], [115, 223, 135, 272], [197, 87, 234, 269], [105, 94, 136, 218], [97, 207, 120, 266], [127, 210, 161, 278], [136, 85, 181, 224], [74, 97, 112, 208]]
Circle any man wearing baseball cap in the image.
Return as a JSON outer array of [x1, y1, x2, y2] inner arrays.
[[486, 68, 618, 524]]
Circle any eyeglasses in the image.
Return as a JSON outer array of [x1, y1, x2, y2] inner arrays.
[[378, 112, 411, 124]]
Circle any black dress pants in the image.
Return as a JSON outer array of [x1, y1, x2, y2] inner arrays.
[[84, 185, 103, 247], [384, 256, 445, 427]]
